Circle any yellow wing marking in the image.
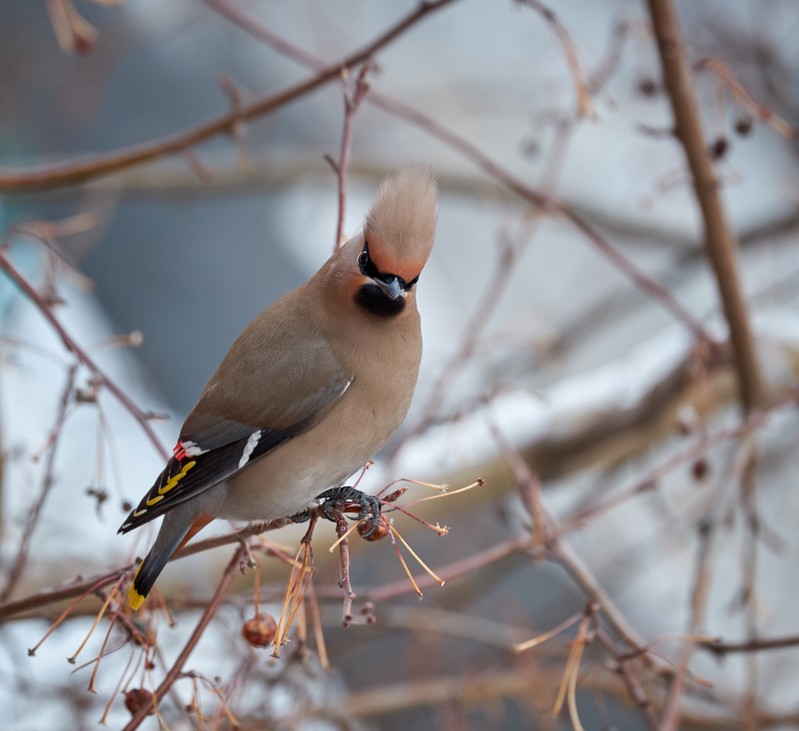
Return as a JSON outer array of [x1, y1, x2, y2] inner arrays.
[[157, 460, 197, 497]]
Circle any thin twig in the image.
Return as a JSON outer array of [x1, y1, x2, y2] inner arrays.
[[0, 366, 77, 601], [519, 0, 595, 118], [700, 633, 799, 656], [695, 57, 797, 140], [0, 249, 168, 460], [596, 628, 659, 731], [327, 63, 372, 251], [333, 512, 357, 626]]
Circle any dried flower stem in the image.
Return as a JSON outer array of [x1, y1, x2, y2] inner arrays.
[[389, 523, 445, 587], [515, 609, 586, 653]]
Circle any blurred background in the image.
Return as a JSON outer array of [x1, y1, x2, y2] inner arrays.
[[1, 0, 799, 728]]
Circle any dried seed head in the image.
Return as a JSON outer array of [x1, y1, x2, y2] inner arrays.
[[358, 514, 390, 541], [124, 688, 154, 716], [242, 613, 277, 648]]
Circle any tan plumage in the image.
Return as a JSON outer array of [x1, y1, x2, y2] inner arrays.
[[121, 167, 438, 609]]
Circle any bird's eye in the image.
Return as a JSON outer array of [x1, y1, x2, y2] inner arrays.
[[358, 242, 378, 278], [358, 240, 416, 291]]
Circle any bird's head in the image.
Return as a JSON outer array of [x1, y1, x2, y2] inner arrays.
[[350, 167, 438, 318]]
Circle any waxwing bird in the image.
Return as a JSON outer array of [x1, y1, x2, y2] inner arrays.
[[120, 167, 438, 610]]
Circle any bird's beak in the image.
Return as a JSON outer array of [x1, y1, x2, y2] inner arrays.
[[373, 276, 403, 300]]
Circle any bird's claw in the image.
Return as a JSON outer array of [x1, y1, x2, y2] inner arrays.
[[315, 486, 382, 538]]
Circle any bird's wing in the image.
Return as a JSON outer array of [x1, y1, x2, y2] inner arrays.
[[118, 315, 352, 533]]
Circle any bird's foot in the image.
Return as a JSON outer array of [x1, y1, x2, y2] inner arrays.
[[315, 486, 382, 539]]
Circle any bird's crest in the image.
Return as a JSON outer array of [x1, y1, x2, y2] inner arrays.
[[364, 166, 437, 282]]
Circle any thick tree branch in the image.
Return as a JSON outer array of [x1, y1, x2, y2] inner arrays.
[[646, 0, 766, 414]]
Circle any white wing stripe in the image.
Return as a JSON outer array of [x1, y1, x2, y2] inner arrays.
[[238, 430, 262, 469]]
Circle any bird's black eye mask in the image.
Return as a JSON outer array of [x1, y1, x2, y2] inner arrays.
[[358, 241, 419, 291]]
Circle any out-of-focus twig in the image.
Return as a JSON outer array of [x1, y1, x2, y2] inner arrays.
[[701, 633, 799, 656], [0, 366, 77, 602], [695, 57, 798, 140], [518, 0, 595, 118], [646, 0, 765, 415], [0, 0, 461, 192], [0, 249, 168, 460], [326, 63, 372, 251]]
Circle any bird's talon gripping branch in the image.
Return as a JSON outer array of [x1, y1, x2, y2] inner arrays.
[[315, 486, 382, 538]]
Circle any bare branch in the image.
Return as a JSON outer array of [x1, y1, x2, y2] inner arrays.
[[646, 0, 766, 414], [0, 0, 461, 192]]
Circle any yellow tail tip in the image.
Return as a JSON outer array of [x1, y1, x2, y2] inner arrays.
[[128, 584, 145, 611], [128, 560, 146, 611]]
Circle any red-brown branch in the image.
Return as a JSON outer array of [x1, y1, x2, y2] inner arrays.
[[0, 0, 461, 193]]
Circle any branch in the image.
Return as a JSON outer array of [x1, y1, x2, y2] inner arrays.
[[646, 0, 766, 414], [122, 544, 246, 730], [0, 366, 77, 601], [326, 63, 372, 251], [0, 0, 460, 193], [518, 0, 595, 118], [0, 248, 168, 460], [701, 633, 799, 656], [205, 0, 708, 340], [0, 521, 294, 621]]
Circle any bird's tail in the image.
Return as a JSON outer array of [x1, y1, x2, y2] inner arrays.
[[128, 513, 212, 610], [128, 532, 187, 611]]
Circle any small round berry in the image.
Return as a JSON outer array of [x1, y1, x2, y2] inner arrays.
[[242, 613, 277, 648]]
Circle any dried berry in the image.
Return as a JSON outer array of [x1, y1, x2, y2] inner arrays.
[[242, 613, 277, 648], [709, 136, 729, 160], [637, 78, 657, 96], [692, 458, 710, 482], [735, 117, 753, 136], [358, 514, 390, 542], [124, 688, 154, 716], [73, 34, 94, 55]]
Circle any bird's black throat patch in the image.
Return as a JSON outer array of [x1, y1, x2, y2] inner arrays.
[[355, 284, 406, 318]]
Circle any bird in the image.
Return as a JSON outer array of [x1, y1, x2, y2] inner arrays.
[[119, 167, 438, 610]]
